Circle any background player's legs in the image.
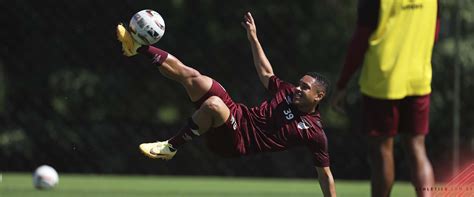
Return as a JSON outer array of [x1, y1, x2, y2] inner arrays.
[[401, 134, 434, 197], [140, 46, 213, 102], [368, 136, 395, 197]]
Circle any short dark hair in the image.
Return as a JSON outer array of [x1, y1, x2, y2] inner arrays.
[[305, 72, 330, 94]]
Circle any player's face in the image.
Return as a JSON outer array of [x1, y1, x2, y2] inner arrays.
[[293, 75, 325, 109]]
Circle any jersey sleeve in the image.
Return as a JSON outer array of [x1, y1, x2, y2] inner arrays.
[[357, 0, 379, 29], [307, 127, 330, 167], [268, 75, 294, 96], [336, 0, 379, 89]]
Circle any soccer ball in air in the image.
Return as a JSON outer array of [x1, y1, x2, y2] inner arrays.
[[129, 9, 165, 45], [33, 165, 59, 189]]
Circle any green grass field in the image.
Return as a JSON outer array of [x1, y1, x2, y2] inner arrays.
[[0, 173, 415, 197]]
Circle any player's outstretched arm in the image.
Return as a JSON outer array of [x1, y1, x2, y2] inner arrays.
[[241, 12, 274, 89], [316, 167, 337, 197]]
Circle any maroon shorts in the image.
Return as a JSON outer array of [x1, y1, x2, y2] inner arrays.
[[363, 94, 430, 137], [193, 80, 244, 157]]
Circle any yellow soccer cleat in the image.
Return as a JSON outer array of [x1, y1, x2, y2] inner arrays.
[[116, 23, 141, 57], [139, 140, 177, 160]]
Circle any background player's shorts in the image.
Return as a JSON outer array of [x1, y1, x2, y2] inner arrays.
[[193, 80, 245, 157], [363, 94, 430, 137]]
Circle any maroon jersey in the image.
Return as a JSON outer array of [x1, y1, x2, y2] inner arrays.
[[240, 76, 330, 167], [197, 76, 330, 167]]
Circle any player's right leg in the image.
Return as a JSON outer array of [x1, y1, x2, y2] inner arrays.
[[116, 24, 212, 102], [368, 136, 395, 197], [139, 96, 230, 160], [401, 134, 434, 197], [399, 94, 434, 197], [148, 48, 213, 102]]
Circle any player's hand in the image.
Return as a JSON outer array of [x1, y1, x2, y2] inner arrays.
[[330, 88, 347, 115], [241, 12, 257, 41]]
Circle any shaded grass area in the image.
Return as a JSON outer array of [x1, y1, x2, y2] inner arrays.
[[0, 173, 415, 197]]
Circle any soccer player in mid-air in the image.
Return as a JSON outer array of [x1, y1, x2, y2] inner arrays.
[[117, 12, 336, 196]]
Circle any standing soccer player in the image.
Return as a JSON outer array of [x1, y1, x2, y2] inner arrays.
[[331, 0, 438, 196], [117, 12, 336, 196]]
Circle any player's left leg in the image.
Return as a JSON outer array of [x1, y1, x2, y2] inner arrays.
[[139, 96, 230, 160], [401, 134, 434, 197]]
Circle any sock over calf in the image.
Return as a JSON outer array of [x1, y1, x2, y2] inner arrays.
[[168, 118, 200, 148], [137, 46, 169, 66]]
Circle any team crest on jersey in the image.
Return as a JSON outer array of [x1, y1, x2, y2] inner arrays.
[[183, 133, 192, 141], [284, 95, 292, 104], [297, 119, 311, 130]]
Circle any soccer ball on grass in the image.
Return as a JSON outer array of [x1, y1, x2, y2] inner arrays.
[[33, 165, 59, 189], [129, 9, 165, 45]]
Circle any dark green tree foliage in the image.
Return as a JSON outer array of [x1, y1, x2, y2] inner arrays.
[[0, 0, 471, 180]]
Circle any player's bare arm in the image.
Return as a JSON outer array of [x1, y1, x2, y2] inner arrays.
[[316, 167, 337, 197], [241, 12, 274, 89]]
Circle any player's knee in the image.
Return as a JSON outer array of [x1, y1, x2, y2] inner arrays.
[[201, 96, 225, 113], [402, 135, 426, 151]]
